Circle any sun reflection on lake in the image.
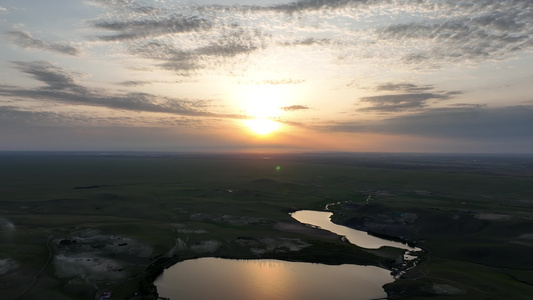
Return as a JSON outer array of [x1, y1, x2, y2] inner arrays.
[[240, 260, 296, 299]]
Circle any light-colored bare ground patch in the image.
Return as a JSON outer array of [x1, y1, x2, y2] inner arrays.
[[53, 254, 126, 280], [431, 283, 467, 295], [251, 237, 311, 255], [176, 229, 207, 234], [519, 233, 533, 239], [52, 230, 154, 283], [235, 237, 311, 255], [0, 258, 18, 275], [475, 213, 510, 220], [56, 231, 153, 258], [166, 238, 188, 257], [398, 213, 418, 224], [511, 241, 533, 247], [512, 234, 533, 247], [191, 240, 221, 253]]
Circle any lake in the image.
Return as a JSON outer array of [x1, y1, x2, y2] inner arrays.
[[155, 257, 392, 300]]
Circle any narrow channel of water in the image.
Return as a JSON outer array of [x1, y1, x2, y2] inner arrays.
[[290, 210, 418, 251]]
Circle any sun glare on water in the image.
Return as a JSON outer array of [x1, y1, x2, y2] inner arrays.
[[244, 118, 281, 135]]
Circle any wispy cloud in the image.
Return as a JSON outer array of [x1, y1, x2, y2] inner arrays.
[[375, 83, 434, 93], [83, 0, 532, 78], [93, 14, 212, 41], [0, 105, 212, 129], [127, 27, 263, 76], [323, 105, 533, 140], [262, 79, 305, 85], [378, 1, 532, 65], [5, 31, 80, 56], [0, 106, 81, 128], [267, 0, 364, 14], [117, 80, 153, 87], [359, 93, 448, 112], [1, 61, 243, 119], [280, 105, 309, 111], [282, 38, 331, 46], [359, 83, 461, 112], [382, 105, 533, 139], [12, 61, 86, 91]]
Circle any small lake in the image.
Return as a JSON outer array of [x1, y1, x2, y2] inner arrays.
[[155, 257, 392, 300]]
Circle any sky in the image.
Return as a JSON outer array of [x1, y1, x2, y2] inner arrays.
[[0, 0, 532, 153]]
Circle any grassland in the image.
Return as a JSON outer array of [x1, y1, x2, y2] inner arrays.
[[1, 152, 532, 299]]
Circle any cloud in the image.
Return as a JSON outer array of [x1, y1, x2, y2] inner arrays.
[[128, 27, 262, 76], [5, 31, 80, 56], [0, 106, 75, 128], [381, 105, 533, 140], [117, 80, 153, 87], [282, 38, 331, 46], [12, 61, 86, 92], [375, 83, 434, 93], [270, 0, 532, 67], [359, 83, 460, 112], [359, 94, 445, 112], [86, 0, 142, 9], [1, 61, 243, 119], [263, 79, 305, 85], [280, 105, 309, 111], [84, 0, 532, 78], [93, 14, 212, 41], [324, 105, 533, 140], [268, 0, 364, 14], [378, 1, 532, 64], [0, 105, 214, 130]]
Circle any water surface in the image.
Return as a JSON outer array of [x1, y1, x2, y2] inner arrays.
[[291, 210, 416, 251], [155, 257, 392, 300]]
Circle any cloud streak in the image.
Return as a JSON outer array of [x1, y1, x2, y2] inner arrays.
[[377, 1, 532, 64], [359, 83, 461, 112], [5, 31, 80, 56], [93, 14, 212, 41], [280, 105, 309, 111], [1, 61, 243, 119], [324, 105, 533, 140], [84, 0, 533, 77]]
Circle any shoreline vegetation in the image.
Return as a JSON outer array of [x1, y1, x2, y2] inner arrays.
[[1, 152, 532, 299]]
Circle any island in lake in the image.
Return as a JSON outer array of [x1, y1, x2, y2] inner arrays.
[[1, 152, 532, 299]]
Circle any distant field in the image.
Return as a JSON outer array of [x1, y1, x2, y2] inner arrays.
[[1, 152, 533, 299]]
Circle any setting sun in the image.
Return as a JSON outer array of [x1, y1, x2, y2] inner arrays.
[[244, 118, 281, 135]]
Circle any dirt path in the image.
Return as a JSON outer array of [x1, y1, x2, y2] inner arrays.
[[9, 235, 53, 300]]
